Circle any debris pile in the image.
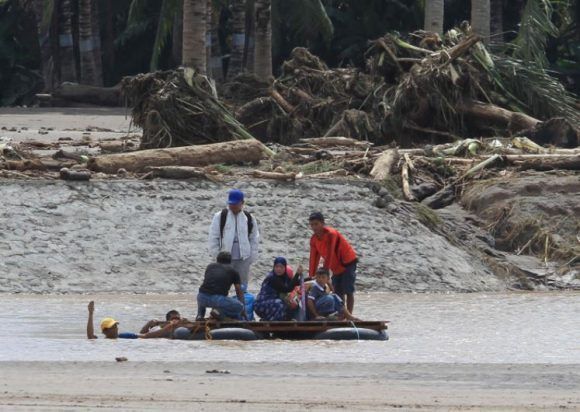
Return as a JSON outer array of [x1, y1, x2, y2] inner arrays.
[[236, 47, 382, 144], [122, 68, 257, 149], [232, 29, 579, 147], [113, 27, 578, 150], [366, 29, 579, 145]]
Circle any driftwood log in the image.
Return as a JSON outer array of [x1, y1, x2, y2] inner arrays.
[[87, 140, 269, 174], [401, 154, 415, 201], [51, 83, 122, 106], [370, 149, 400, 180], [252, 170, 298, 181], [59, 168, 91, 181], [143, 166, 220, 181], [458, 101, 540, 133], [508, 154, 580, 171], [307, 169, 349, 178], [299, 137, 372, 148], [99, 141, 133, 153]]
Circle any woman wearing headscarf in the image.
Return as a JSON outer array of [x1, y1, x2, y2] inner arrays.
[[254, 257, 303, 321]]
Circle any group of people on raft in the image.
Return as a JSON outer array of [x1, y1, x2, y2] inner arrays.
[[87, 189, 360, 340]]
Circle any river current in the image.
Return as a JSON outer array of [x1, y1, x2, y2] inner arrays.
[[0, 292, 578, 364]]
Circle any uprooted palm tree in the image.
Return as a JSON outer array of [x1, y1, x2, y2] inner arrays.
[[79, 0, 103, 85], [424, 0, 445, 34], [471, 0, 491, 43], [254, 0, 272, 78], [182, 0, 207, 73]]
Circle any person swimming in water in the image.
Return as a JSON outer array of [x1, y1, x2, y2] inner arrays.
[[86, 301, 182, 339]]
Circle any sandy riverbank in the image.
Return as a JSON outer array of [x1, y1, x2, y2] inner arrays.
[[0, 361, 578, 411], [0, 179, 501, 293]]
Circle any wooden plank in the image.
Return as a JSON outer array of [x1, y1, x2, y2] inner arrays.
[[178, 320, 389, 333]]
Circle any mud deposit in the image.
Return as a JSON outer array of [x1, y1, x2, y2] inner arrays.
[[0, 179, 502, 293]]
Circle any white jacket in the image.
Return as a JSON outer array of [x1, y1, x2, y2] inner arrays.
[[208, 209, 260, 262]]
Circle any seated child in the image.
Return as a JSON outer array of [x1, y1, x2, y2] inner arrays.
[[307, 269, 359, 321]]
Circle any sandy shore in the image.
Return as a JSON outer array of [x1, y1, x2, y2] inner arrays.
[[0, 179, 501, 293], [0, 361, 578, 411]]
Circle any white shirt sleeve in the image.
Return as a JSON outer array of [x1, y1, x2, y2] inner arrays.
[[208, 212, 222, 258], [249, 216, 260, 263]]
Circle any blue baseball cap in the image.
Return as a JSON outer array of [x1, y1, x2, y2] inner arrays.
[[227, 189, 245, 205]]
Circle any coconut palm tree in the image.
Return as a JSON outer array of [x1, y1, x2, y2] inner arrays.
[[182, 0, 207, 73], [229, 0, 247, 77], [424, 0, 444, 34], [471, 0, 491, 42], [33, 0, 56, 90], [254, 0, 271, 78], [79, 0, 103, 85], [58, 0, 77, 82], [206, 0, 213, 76], [490, 0, 504, 45]]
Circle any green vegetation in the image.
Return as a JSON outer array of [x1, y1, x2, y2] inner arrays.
[[415, 203, 442, 229], [0, 0, 578, 115], [380, 176, 404, 199], [300, 160, 338, 175], [213, 163, 233, 174]]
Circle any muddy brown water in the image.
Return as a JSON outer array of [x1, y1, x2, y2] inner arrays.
[[1, 292, 578, 364]]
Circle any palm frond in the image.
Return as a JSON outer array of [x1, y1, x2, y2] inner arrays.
[[128, 0, 151, 25], [493, 57, 580, 123], [39, 0, 55, 32], [472, 39, 580, 124], [114, 20, 153, 48], [150, 0, 180, 71], [276, 0, 334, 46], [512, 0, 558, 68]]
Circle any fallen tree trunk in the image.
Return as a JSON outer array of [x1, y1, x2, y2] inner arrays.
[[401, 154, 415, 201], [87, 140, 269, 174], [252, 170, 297, 181], [51, 83, 122, 106], [299, 136, 372, 148], [144, 166, 220, 181], [370, 148, 400, 180], [458, 101, 540, 133], [99, 140, 134, 153], [307, 169, 349, 178], [509, 154, 580, 171]]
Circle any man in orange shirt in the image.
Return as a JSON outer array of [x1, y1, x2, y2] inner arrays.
[[308, 212, 358, 314]]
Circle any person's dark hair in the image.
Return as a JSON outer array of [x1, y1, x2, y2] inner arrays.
[[165, 310, 180, 321], [217, 251, 232, 264], [309, 211, 325, 223], [316, 268, 330, 277]]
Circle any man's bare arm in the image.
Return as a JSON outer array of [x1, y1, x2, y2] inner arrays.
[[140, 320, 180, 339], [87, 301, 97, 339], [307, 299, 320, 319], [139, 319, 160, 334], [234, 284, 247, 319]]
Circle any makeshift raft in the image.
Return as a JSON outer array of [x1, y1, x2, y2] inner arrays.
[[182, 320, 389, 341]]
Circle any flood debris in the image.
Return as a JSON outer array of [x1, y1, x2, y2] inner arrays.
[[87, 139, 270, 174], [122, 68, 260, 150], [59, 167, 91, 181]]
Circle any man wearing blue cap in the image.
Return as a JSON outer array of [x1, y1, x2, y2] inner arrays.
[[208, 189, 260, 286]]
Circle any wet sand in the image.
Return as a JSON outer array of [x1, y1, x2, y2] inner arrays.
[[0, 179, 500, 293], [1, 361, 578, 410]]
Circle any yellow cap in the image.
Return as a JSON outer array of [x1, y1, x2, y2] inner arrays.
[[100, 317, 119, 331]]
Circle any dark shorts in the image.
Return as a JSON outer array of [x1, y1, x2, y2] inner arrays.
[[332, 261, 357, 296]]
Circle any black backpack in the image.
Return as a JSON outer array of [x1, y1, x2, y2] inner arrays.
[[219, 208, 254, 240]]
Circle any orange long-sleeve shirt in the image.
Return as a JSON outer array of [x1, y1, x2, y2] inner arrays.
[[309, 226, 357, 277]]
